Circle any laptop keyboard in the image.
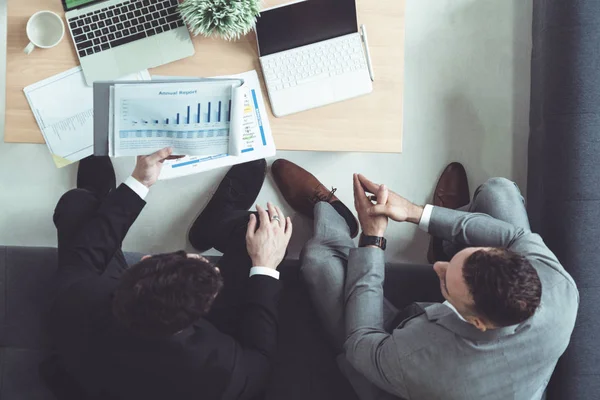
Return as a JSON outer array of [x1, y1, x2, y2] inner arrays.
[[261, 35, 368, 92], [68, 0, 185, 58]]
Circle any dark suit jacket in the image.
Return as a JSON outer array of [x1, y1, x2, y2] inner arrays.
[[48, 184, 282, 400]]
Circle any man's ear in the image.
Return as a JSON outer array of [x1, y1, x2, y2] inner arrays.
[[141, 255, 152, 261], [466, 316, 488, 332]]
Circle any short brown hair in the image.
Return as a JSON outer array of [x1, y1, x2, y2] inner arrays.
[[113, 251, 223, 337], [462, 249, 542, 327]]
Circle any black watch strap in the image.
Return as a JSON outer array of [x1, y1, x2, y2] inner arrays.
[[359, 234, 387, 250]]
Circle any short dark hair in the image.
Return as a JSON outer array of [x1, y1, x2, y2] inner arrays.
[[462, 249, 542, 327], [113, 251, 223, 337]]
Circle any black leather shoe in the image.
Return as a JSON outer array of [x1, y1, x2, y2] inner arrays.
[[77, 156, 116, 199], [189, 159, 267, 252]]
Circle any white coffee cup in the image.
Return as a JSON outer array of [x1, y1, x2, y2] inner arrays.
[[23, 11, 65, 55]]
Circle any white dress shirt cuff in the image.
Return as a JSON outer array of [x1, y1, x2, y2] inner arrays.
[[418, 204, 435, 233], [124, 176, 149, 200], [249, 266, 280, 280]]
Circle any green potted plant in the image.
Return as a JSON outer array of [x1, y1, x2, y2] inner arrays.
[[179, 0, 261, 41]]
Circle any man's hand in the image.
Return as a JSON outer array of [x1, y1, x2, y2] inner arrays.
[[357, 174, 424, 224], [246, 203, 293, 270], [354, 173, 389, 237], [132, 147, 180, 188]]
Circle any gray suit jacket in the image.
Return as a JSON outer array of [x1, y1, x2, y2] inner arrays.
[[342, 207, 579, 400]]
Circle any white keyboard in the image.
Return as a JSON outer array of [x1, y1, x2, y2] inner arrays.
[[261, 34, 369, 92]]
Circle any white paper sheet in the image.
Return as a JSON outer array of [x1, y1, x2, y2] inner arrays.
[[23, 66, 150, 168], [154, 70, 276, 180]]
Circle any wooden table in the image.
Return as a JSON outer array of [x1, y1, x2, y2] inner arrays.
[[4, 0, 405, 152]]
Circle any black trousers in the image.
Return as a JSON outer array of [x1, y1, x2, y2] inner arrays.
[[47, 188, 125, 400], [53, 188, 129, 280], [190, 209, 257, 337]]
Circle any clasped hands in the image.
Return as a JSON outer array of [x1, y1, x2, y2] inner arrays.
[[353, 174, 424, 238]]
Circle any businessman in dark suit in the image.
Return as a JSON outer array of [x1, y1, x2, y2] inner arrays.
[[47, 148, 292, 400]]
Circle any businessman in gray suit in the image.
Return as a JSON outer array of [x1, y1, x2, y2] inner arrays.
[[272, 160, 579, 400]]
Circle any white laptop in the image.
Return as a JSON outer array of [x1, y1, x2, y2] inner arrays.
[[256, 0, 373, 117], [62, 0, 195, 86]]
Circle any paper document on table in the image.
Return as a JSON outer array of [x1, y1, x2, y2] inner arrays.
[[110, 80, 245, 157], [152, 70, 276, 180], [24, 67, 150, 168]]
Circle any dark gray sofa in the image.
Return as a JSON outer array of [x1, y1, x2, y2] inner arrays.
[[528, 0, 600, 399], [0, 246, 444, 400]]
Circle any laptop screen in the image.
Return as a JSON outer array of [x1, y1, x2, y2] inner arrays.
[[256, 0, 358, 57], [62, 0, 106, 11]]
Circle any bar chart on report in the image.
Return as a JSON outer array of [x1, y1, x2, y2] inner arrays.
[[117, 97, 233, 139]]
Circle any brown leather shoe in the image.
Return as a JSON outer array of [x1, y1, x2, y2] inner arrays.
[[427, 162, 470, 263], [271, 159, 359, 238]]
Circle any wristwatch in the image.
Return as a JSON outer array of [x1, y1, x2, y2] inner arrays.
[[359, 234, 387, 250]]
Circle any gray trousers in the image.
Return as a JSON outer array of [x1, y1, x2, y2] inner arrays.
[[444, 177, 530, 256], [300, 202, 403, 352], [300, 177, 529, 398]]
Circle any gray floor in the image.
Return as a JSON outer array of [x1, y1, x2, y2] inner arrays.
[[0, 0, 533, 263]]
